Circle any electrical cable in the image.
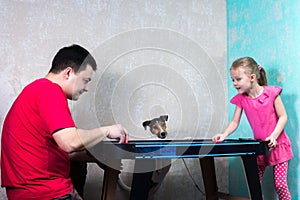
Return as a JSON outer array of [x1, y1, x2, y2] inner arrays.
[[182, 158, 205, 196]]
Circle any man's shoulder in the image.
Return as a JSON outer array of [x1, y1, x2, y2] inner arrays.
[[26, 78, 61, 91]]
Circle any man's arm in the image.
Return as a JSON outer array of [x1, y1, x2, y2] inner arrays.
[[53, 125, 128, 153], [69, 150, 96, 162]]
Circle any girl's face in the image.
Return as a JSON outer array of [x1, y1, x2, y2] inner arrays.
[[230, 67, 253, 94]]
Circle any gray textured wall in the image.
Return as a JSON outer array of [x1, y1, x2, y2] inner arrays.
[[0, 1, 227, 199]]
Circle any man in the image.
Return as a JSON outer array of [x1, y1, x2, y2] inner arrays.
[[1, 44, 129, 199]]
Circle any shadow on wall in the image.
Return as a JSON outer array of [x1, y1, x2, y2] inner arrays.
[[267, 67, 299, 198]]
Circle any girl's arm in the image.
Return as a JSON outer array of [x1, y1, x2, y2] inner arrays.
[[265, 95, 287, 149], [213, 106, 243, 143]]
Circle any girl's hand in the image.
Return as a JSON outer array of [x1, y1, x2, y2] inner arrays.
[[212, 134, 226, 143], [265, 135, 277, 150]]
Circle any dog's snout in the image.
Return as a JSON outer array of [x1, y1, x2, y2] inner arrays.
[[160, 132, 167, 139]]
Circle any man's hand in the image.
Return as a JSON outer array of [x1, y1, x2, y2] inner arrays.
[[105, 124, 129, 144]]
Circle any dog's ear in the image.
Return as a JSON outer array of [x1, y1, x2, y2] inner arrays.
[[142, 121, 151, 130], [160, 115, 168, 121]]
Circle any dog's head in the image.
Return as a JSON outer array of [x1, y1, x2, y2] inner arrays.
[[142, 115, 168, 139]]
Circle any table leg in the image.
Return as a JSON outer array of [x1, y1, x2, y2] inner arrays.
[[101, 163, 121, 200], [199, 157, 218, 200], [241, 155, 263, 200], [130, 159, 156, 200]]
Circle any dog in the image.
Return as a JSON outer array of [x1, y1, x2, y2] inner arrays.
[[142, 115, 168, 139]]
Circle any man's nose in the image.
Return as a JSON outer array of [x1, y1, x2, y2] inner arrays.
[[84, 84, 89, 92]]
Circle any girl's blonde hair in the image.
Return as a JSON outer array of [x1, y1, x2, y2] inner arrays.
[[230, 57, 268, 86]]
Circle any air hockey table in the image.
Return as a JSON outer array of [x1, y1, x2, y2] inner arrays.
[[87, 139, 269, 200]]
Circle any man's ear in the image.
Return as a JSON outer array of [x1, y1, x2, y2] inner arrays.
[[63, 67, 74, 80]]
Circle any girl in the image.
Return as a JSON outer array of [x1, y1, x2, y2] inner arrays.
[[213, 57, 293, 199]]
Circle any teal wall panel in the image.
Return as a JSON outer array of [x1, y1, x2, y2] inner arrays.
[[227, 0, 300, 199]]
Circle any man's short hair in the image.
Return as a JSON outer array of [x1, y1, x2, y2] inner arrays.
[[49, 44, 97, 74]]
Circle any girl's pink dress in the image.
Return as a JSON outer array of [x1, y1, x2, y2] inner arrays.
[[231, 86, 293, 166]]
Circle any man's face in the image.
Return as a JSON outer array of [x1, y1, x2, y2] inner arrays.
[[66, 64, 94, 100]]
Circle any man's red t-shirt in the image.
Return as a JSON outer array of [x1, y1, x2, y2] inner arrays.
[[1, 78, 75, 199]]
